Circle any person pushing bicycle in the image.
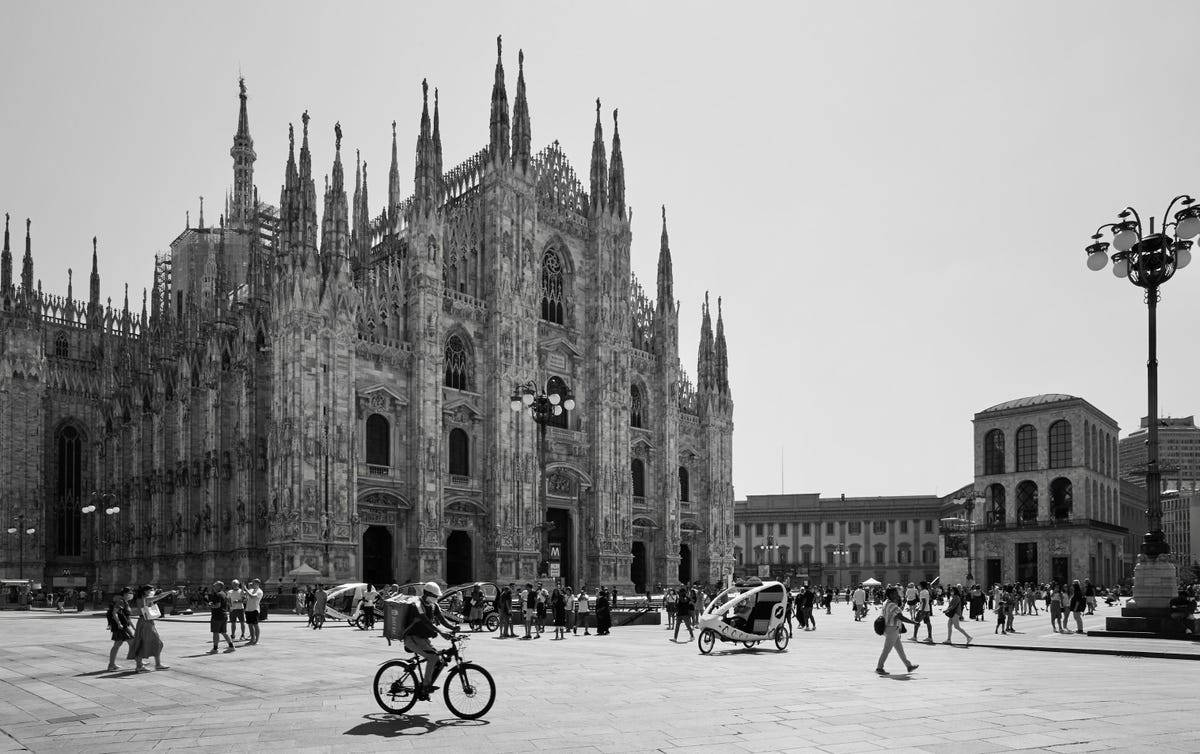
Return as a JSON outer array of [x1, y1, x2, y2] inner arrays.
[[402, 582, 459, 699]]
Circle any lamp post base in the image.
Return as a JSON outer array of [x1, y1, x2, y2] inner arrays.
[[1128, 555, 1177, 611]]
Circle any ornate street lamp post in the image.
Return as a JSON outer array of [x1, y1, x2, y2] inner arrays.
[[6, 515, 38, 580], [1084, 196, 1197, 610], [510, 380, 577, 578], [82, 490, 120, 590], [831, 544, 849, 588], [944, 493, 984, 584], [756, 535, 781, 578]]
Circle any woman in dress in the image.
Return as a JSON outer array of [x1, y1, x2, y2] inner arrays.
[[1048, 582, 1064, 633], [1068, 580, 1087, 634], [127, 584, 174, 672], [942, 585, 972, 646]]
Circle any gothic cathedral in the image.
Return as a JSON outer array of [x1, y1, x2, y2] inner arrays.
[[0, 39, 735, 592]]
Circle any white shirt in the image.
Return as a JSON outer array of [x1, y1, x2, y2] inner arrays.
[[904, 586, 918, 602], [228, 588, 245, 609], [576, 593, 590, 612], [919, 588, 931, 610], [245, 587, 263, 611], [852, 588, 866, 605]]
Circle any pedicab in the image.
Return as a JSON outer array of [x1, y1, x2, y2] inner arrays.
[[696, 577, 790, 654], [323, 582, 367, 627], [439, 582, 502, 632]]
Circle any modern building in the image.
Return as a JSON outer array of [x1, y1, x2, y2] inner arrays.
[[1162, 490, 1200, 576], [0, 40, 736, 593], [732, 493, 953, 588], [1119, 415, 1200, 492], [1119, 479, 1147, 581], [970, 394, 1128, 586]]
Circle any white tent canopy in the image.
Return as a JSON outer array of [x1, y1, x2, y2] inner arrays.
[[287, 563, 322, 582], [861, 577, 882, 587]]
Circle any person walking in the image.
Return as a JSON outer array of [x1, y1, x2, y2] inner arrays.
[[206, 581, 236, 653], [563, 586, 576, 635], [245, 578, 264, 645], [942, 585, 972, 646], [596, 588, 612, 635], [575, 587, 592, 636], [802, 585, 817, 631], [311, 585, 327, 629], [361, 584, 379, 631], [496, 583, 514, 638], [911, 581, 933, 643], [876, 586, 919, 676], [673, 586, 695, 642], [1083, 579, 1097, 615], [551, 587, 566, 640], [1068, 580, 1087, 634], [664, 588, 677, 631], [851, 584, 867, 621], [468, 584, 485, 632], [520, 583, 537, 639], [128, 585, 174, 671], [228, 580, 248, 641], [105, 587, 135, 671]]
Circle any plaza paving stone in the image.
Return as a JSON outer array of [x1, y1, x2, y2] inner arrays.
[[0, 602, 1196, 753]]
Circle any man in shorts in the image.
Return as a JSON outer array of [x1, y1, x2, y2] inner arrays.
[[245, 578, 264, 645], [206, 581, 236, 654], [535, 582, 549, 633], [520, 583, 538, 639], [228, 580, 247, 641]]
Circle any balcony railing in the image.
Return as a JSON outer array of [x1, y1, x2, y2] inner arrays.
[[447, 474, 474, 489], [359, 464, 403, 483], [977, 517, 1128, 535]]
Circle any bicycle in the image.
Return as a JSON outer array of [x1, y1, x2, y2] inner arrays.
[[372, 633, 495, 719]]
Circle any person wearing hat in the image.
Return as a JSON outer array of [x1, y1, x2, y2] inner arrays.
[[401, 582, 459, 700]]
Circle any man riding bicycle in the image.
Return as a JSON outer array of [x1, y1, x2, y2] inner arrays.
[[401, 582, 459, 700]]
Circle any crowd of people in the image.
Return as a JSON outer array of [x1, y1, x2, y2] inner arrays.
[[103, 578, 266, 672]]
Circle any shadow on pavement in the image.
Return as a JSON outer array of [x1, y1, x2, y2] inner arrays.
[[344, 712, 488, 737]]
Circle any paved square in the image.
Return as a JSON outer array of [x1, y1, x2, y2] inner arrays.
[[1, 604, 1197, 753]]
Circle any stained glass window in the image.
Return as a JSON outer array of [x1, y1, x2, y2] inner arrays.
[[541, 249, 565, 324], [444, 335, 469, 390]]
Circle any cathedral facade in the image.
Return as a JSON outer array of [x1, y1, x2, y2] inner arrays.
[[0, 39, 735, 593]]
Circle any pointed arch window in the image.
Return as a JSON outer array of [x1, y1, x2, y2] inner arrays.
[[541, 248, 565, 325], [984, 429, 1005, 475], [678, 467, 690, 502], [631, 458, 645, 498], [444, 335, 470, 391], [56, 425, 83, 557], [448, 428, 470, 476], [630, 384, 644, 428], [54, 331, 69, 358], [1048, 420, 1072, 469], [365, 414, 390, 468], [1015, 424, 1038, 472]]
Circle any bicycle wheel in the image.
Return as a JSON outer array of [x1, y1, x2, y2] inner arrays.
[[697, 628, 716, 654], [442, 662, 496, 720], [774, 626, 790, 651], [484, 613, 500, 632], [373, 660, 419, 715]]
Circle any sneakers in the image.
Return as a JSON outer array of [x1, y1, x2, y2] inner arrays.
[[966, 636, 973, 646], [875, 668, 889, 676], [224, 646, 236, 653], [906, 664, 919, 673], [207, 647, 219, 654]]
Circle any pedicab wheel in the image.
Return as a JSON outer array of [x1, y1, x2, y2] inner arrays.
[[484, 613, 500, 633], [349, 616, 362, 629], [443, 663, 496, 720], [697, 628, 716, 654], [373, 660, 419, 715], [774, 626, 789, 651], [742, 641, 757, 649]]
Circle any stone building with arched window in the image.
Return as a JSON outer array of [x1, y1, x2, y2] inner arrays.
[[0, 40, 734, 591], [967, 394, 1128, 587]]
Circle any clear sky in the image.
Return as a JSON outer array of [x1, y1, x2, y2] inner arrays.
[[3, 2, 1199, 498]]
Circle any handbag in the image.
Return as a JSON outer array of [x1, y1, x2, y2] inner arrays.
[[146, 604, 162, 620], [873, 615, 886, 635]]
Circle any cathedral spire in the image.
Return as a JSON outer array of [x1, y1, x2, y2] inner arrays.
[[656, 205, 673, 312], [414, 79, 440, 212], [140, 287, 148, 330], [1, 213, 11, 290], [66, 268, 73, 301], [698, 292, 715, 394], [230, 76, 256, 226], [359, 160, 370, 262], [298, 111, 319, 256], [433, 88, 443, 180], [608, 108, 625, 217], [150, 254, 161, 323], [88, 237, 101, 327], [489, 35, 510, 165], [352, 149, 363, 258], [21, 218, 34, 294], [511, 49, 531, 171], [280, 122, 299, 251], [388, 120, 400, 227], [321, 122, 350, 259], [589, 98, 607, 211], [715, 296, 730, 397]]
